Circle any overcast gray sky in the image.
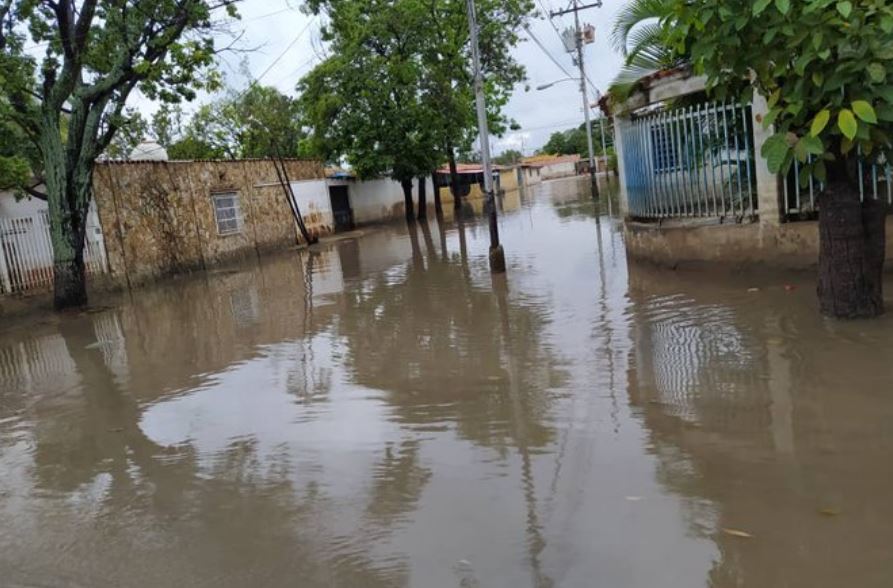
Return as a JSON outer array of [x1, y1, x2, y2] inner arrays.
[[137, 0, 629, 154]]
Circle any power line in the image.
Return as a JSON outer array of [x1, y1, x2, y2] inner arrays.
[[516, 117, 585, 133], [269, 54, 319, 88], [253, 16, 316, 85], [131, 15, 317, 158], [524, 26, 574, 79], [23, 5, 298, 52], [538, 0, 567, 45], [536, 0, 603, 99]]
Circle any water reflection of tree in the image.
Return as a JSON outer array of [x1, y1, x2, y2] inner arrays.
[[31, 314, 196, 500], [336, 220, 565, 452], [15, 312, 408, 587], [364, 440, 431, 523]]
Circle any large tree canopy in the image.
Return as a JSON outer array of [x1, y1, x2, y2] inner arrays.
[[298, 0, 532, 209], [665, 0, 893, 318], [539, 123, 608, 157], [666, 0, 893, 179], [164, 84, 306, 159], [0, 0, 239, 308]]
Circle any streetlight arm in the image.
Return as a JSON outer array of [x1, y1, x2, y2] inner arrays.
[[536, 77, 580, 91]]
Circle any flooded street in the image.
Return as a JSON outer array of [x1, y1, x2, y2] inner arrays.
[[2, 177, 893, 587]]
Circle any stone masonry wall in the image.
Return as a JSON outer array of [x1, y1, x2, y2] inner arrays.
[[93, 159, 324, 287]]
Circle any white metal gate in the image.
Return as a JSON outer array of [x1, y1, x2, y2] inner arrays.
[[0, 210, 108, 294]]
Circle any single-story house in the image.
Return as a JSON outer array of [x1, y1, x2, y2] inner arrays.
[[522, 154, 581, 180]]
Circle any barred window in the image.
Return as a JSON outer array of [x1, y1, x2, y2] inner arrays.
[[213, 192, 242, 235], [651, 124, 680, 173]]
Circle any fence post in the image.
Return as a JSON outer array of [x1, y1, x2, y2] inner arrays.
[[751, 93, 784, 225], [0, 221, 11, 294], [613, 113, 632, 218]]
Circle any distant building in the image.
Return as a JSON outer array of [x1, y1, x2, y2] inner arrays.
[[434, 163, 522, 199], [517, 163, 543, 186], [521, 154, 580, 180]]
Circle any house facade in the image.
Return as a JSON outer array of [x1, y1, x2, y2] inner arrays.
[[610, 69, 893, 271], [521, 154, 581, 180], [92, 159, 325, 287]]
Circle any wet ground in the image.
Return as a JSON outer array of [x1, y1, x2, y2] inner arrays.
[[2, 177, 893, 587]]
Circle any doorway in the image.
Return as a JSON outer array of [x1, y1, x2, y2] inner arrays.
[[328, 185, 354, 231]]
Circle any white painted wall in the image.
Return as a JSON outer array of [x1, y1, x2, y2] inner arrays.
[[290, 179, 333, 236], [0, 191, 46, 217], [345, 177, 435, 225], [540, 161, 578, 180], [0, 192, 109, 293], [521, 167, 543, 186]]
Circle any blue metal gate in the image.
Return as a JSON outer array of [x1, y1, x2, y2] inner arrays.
[[622, 101, 758, 221]]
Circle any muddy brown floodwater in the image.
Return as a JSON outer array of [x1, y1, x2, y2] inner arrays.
[[2, 177, 893, 587]]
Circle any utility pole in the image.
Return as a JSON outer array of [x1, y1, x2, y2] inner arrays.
[[466, 0, 506, 273], [551, 0, 602, 200], [598, 116, 608, 178]]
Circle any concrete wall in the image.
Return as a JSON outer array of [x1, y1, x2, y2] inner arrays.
[[624, 217, 893, 272], [612, 69, 816, 271], [290, 179, 333, 236], [541, 161, 578, 180], [0, 191, 45, 218], [1, 189, 109, 290], [347, 177, 436, 225], [498, 168, 519, 192], [93, 159, 324, 287], [519, 167, 542, 186]]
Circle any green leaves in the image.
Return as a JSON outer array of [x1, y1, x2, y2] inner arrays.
[[838, 109, 857, 140], [667, 0, 893, 184], [852, 101, 877, 124], [753, 0, 772, 15], [867, 63, 886, 84], [795, 135, 824, 162], [810, 110, 830, 136], [761, 134, 791, 173], [299, 0, 532, 181], [836, 1, 852, 18], [0, 155, 32, 193], [762, 107, 781, 129]]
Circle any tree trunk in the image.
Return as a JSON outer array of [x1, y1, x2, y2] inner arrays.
[[417, 176, 427, 220], [407, 217, 423, 268], [53, 243, 88, 309], [419, 217, 436, 258], [43, 122, 92, 310], [51, 191, 90, 310], [818, 161, 886, 319], [448, 146, 462, 211], [432, 172, 443, 216], [401, 178, 415, 222]]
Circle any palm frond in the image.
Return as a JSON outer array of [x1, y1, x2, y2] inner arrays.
[[610, 0, 669, 56], [625, 23, 673, 67]]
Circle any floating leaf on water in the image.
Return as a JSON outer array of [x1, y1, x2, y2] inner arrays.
[[722, 528, 754, 539], [85, 340, 113, 349], [747, 288, 760, 293], [819, 507, 841, 516]]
